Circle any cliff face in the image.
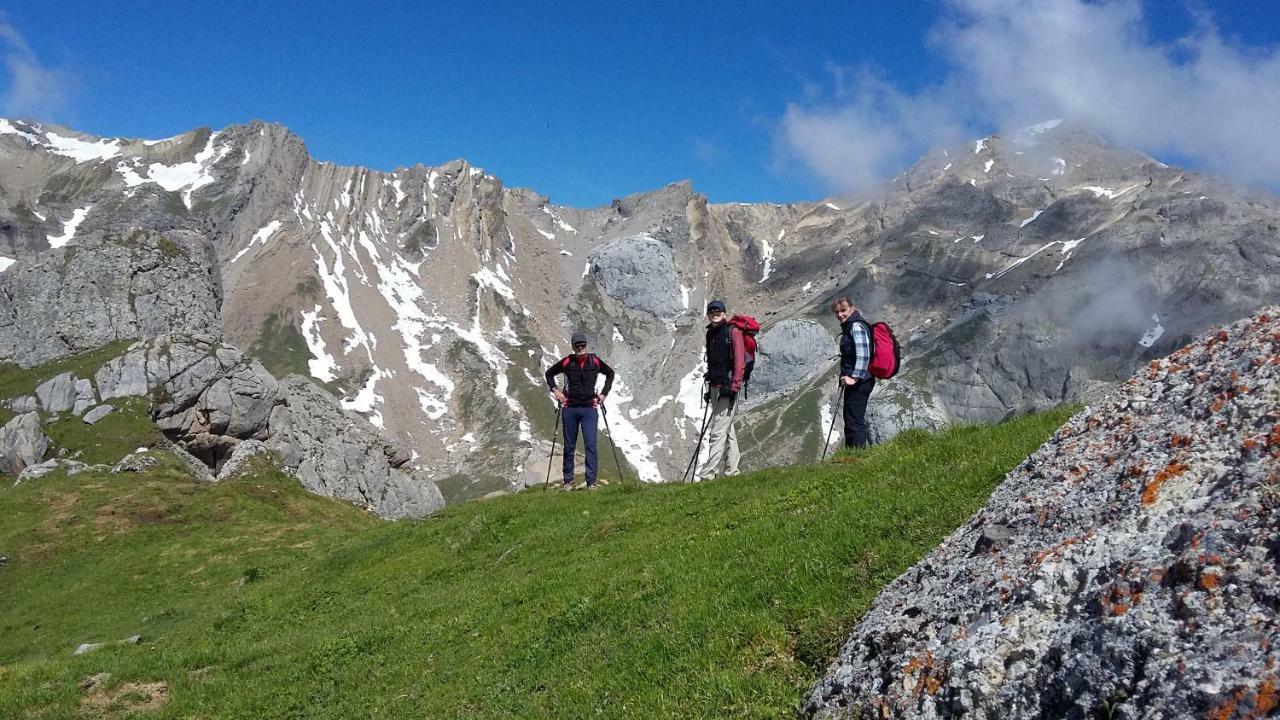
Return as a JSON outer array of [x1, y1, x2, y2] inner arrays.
[[804, 308, 1280, 719], [2, 118, 1278, 500]]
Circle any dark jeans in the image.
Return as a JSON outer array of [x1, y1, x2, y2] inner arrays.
[[842, 377, 876, 448], [562, 405, 598, 485]]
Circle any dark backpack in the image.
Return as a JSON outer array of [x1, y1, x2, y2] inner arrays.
[[728, 315, 760, 389]]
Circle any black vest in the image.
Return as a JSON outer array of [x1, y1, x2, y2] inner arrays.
[[705, 323, 734, 387], [560, 354, 602, 406]]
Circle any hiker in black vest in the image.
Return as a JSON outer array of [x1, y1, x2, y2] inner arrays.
[[545, 332, 615, 490], [831, 296, 876, 447], [697, 300, 746, 480]]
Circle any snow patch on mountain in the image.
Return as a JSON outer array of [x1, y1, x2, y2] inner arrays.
[[232, 220, 283, 263], [1138, 314, 1165, 347], [47, 206, 91, 248], [43, 131, 122, 163], [300, 306, 338, 383], [139, 132, 231, 208], [760, 237, 775, 283]]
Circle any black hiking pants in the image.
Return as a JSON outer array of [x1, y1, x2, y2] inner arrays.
[[842, 377, 876, 448]]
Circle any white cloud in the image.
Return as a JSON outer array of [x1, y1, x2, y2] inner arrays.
[[781, 0, 1280, 192], [0, 17, 74, 119]]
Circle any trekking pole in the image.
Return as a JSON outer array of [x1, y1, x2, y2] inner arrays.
[[819, 381, 846, 463], [682, 396, 714, 483], [599, 402, 626, 484], [543, 403, 563, 490]]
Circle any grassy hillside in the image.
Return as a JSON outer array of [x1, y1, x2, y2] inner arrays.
[[0, 407, 1072, 718]]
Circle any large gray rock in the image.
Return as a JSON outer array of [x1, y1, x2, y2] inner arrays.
[[589, 235, 683, 322], [267, 375, 445, 519], [804, 309, 1280, 719], [0, 412, 49, 475], [71, 378, 96, 417], [34, 372, 81, 413], [82, 404, 114, 425], [748, 319, 833, 398], [0, 230, 222, 368]]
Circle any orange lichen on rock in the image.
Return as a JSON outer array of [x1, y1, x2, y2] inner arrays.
[[903, 651, 946, 697], [1255, 677, 1279, 718], [1199, 572, 1221, 590], [1142, 461, 1189, 506]]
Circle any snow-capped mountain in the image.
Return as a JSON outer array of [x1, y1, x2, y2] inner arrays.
[[2, 117, 1277, 500]]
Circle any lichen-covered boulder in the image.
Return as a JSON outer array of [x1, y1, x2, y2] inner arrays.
[[805, 308, 1280, 719]]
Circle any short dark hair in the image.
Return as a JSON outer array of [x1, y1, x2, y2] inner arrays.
[[830, 296, 854, 312]]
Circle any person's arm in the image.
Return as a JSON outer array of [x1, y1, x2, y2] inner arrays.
[[850, 323, 872, 380], [597, 357, 615, 398], [545, 358, 568, 402], [730, 327, 746, 392]]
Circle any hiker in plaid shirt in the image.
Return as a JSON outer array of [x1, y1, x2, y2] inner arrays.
[[831, 296, 876, 447]]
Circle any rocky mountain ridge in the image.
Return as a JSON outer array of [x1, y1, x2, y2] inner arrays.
[[2, 117, 1277, 500]]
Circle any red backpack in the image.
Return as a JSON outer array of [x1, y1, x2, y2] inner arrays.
[[856, 320, 901, 379], [728, 315, 760, 386]]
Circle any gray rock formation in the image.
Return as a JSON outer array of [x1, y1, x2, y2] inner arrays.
[[804, 308, 1280, 719], [748, 319, 832, 398], [0, 412, 48, 475], [267, 375, 444, 519], [35, 373, 82, 413], [86, 335, 444, 518], [215, 438, 270, 480], [0, 230, 221, 367], [271, 375, 443, 515], [82, 404, 114, 424], [588, 234, 683, 322]]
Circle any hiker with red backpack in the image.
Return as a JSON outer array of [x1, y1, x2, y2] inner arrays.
[[832, 297, 877, 448], [545, 331, 615, 490], [695, 300, 750, 480]]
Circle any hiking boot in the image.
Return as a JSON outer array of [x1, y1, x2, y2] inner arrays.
[[560, 482, 573, 492], [586, 483, 599, 491]]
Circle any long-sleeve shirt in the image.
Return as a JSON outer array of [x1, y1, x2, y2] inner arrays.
[[545, 354, 615, 407], [840, 314, 872, 380]]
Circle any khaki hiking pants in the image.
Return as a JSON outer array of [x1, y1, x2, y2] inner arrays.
[[697, 393, 740, 480]]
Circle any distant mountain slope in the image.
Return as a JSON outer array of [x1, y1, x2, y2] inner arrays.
[[1, 117, 1277, 499]]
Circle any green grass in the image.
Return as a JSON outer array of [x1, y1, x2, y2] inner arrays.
[[0, 340, 137, 401], [0, 407, 1072, 718], [41, 398, 162, 466], [248, 312, 313, 381]]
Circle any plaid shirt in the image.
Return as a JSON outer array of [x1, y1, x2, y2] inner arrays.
[[840, 313, 873, 380]]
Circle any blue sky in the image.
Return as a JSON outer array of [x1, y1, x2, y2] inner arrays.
[[3, 1, 1278, 206]]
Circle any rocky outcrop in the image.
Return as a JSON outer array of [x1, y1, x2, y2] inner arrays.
[[89, 336, 444, 518], [748, 320, 832, 398], [588, 234, 683, 322], [267, 376, 445, 519], [0, 412, 48, 475], [0, 229, 221, 368], [804, 308, 1280, 719]]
